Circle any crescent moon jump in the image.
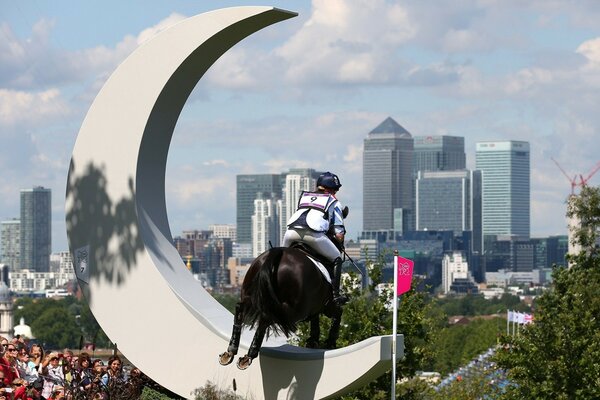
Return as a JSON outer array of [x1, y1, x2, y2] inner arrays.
[[66, 6, 402, 399]]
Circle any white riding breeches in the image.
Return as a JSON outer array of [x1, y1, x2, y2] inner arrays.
[[282, 229, 340, 262]]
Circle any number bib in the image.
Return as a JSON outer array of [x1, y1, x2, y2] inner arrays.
[[298, 192, 333, 212]]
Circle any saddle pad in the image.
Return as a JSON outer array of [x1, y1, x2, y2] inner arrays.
[[305, 255, 332, 284]]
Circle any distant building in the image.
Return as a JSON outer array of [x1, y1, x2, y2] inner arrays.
[[0, 283, 13, 339], [416, 170, 482, 253], [413, 135, 466, 173], [9, 251, 75, 292], [442, 252, 478, 294], [13, 317, 34, 339], [363, 117, 414, 234], [476, 141, 530, 243], [236, 174, 283, 245], [0, 219, 20, 270], [173, 230, 232, 288], [252, 194, 281, 257], [209, 224, 237, 241], [20, 187, 52, 272]]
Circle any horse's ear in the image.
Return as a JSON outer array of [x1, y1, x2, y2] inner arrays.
[[342, 206, 349, 219]]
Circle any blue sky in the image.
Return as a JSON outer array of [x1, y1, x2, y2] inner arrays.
[[2, 0, 600, 252]]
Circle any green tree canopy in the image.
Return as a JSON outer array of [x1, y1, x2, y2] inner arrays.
[[495, 185, 600, 399]]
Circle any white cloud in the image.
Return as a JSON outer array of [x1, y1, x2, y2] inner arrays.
[[0, 88, 70, 126], [275, 0, 415, 85]]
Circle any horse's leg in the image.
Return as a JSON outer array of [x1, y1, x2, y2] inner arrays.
[[219, 302, 244, 366], [237, 321, 267, 370], [306, 315, 320, 348], [324, 305, 343, 349]]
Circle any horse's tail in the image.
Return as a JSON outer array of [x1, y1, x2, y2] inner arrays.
[[243, 248, 296, 337]]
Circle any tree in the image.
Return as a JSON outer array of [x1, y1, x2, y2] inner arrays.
[[30, 307, 80, 349], [495, 185, 600, 399]]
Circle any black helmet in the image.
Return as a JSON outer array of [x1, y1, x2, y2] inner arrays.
[[317, 172, 342, 190]]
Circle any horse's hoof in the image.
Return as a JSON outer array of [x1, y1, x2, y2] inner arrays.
[[237, 355, 253, 370], [219, 351, 235, 366], [305, 339, 319, 349]]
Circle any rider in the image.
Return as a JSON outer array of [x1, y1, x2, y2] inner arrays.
[[282, 171, 347, 305]]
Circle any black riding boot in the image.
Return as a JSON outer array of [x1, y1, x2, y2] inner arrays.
[[331, 257, 348, 306]]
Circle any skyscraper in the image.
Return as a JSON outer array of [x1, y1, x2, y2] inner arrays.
[[415, 170, 482, 252], [413, 135, 466, 173], [236, 174, 283, 244], [476, 141, 530, 240], [0, 219, 20, 270], [363, 117, 413, 233], [252, 195, 281, 257], [20, 187, 52, 272]]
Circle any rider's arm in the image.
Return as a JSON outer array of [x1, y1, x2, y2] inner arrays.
[[331, 200, 346, 243]]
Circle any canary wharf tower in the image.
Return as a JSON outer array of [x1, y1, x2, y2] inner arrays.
[[363, 117, 414, 234], [476, 141, 530, 239]]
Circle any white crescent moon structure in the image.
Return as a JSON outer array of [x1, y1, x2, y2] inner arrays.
[[66, 6, 403, 399]]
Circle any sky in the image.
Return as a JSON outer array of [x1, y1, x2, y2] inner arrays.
[[2, 0, 600, 253]]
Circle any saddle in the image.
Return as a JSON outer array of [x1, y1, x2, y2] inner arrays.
[[289, 243, 334, 281]]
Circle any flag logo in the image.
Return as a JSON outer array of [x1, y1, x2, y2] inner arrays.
[[395, 256, 414, 295]]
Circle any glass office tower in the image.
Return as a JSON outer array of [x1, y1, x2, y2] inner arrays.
[[476, 141, 530, 240], [363, 117, 414, 233], [20, 187, 51, 272]]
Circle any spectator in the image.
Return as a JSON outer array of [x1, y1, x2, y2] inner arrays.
[[28, 344, 44, 373], [40, 352, 64, 399], [0, 342, 14, 386], [16, 347, 38, 385], [76, 352, 94, 392], [12, 377, 28, 400], [3, 343, 19, 383], [101, 355, 125, 387]]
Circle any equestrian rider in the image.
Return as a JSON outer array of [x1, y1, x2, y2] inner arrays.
[[282, 171, 348, 305]]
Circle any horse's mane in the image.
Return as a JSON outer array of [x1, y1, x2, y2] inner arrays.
[[243, 248, 297, 337]]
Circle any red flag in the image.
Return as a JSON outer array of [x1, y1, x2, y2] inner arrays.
[[396, 256, 414, 295]]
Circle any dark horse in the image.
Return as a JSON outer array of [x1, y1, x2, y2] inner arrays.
[[218, 246, 343, 370]]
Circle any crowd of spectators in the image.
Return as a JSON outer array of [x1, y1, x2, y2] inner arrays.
[[0, 335, 153, 400]]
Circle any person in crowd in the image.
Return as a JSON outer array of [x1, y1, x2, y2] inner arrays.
[[0, 339, 15, 386], [60, 349, 74, 385], [40, 352, 64, 399], [4, 343, 20, 381], [101, 355, 125, 387], [282, 171, 348, 304], [47, 385, 65, 400], [12, 377, 29, 400], [16, 347, 38, 385], [76, 352, 94, 392], [28, 344, 44, 374]]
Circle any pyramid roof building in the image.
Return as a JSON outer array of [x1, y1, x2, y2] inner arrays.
[[369, 117, 411, 137]]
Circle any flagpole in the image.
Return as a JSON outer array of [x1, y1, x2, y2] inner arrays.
[[391, 252, 398, 400], [506, 310, 510, 336]]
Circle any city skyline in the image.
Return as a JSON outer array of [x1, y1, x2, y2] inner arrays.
[[2, 1, 600, 252]]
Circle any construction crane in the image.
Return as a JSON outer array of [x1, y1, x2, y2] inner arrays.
[[552, 157, 600, 194]]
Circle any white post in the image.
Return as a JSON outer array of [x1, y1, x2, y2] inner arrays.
[[391, 254, 398, 400]]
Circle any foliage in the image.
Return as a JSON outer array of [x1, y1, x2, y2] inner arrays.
[[436, 293, 527, 317], [13, 296, 111, 349], [431, 369, 505, 400], [429, 317, 503, 375], [192, 381, 244, 400], [140, 386, 179, 400], [494, 185, 600, 399], [212, 293, 239, 314]]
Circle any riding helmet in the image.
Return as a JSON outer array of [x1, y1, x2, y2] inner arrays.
[[317, 172, 342, 190]]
